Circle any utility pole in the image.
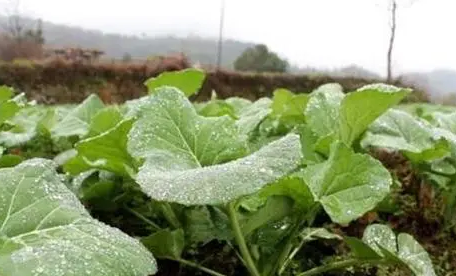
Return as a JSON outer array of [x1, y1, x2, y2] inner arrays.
[[216, 0, 225, 70]]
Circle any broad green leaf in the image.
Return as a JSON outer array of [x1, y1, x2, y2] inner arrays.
[[75, 118, 137, 177], [144, 68, 206, 97], [339, 84, 410, 146], [240, 196, 294, 236], [197, 99, 237, 119], [135, 133, 302, 205], [0, 87, 26, 126], [183, 206, 231, 244], [0, 101, 20, 125], [301, 141, 391, 225], [236, 98, 272, 136], [305, 85, 344, 139], [431, 112, 456, 134], [53, 149, 78, 167], [0, 154, 23, 168], [0, 106, 46, 147], [81, 180, 117, 202], [51, 94, 105, 138], [252, 174, 314, 211], [297, 124, 324, 165], [86, 106, 123, 137], [141, 229, 185, 259], [63, 154, 92, 176], [128, 87, 247, 165], [126, 88, 302, 206], [225, 97, 253, 115], [345, 237, 381, 260], [0, 159, 156, 276], [270, 88, 308, 125], [0, 85, 13, 102], [347, 224, 436, 276], [361, 110, 449, 162]]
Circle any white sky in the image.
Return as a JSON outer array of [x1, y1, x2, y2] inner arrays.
[[3, 0, 455, 76]]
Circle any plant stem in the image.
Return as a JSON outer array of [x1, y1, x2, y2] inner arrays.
[[166, 257, 227, 276], [124, 206, 161, 231], [270, 221, 301, 276], [276, 204, 320, 276], [296, 258, 387, 276], [278, 235, 306, 275], [227, 202, 261, 276], [160, 202, 181, 229]]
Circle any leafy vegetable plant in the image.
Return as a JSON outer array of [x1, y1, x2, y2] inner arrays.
[[0, 69, 440, 276]]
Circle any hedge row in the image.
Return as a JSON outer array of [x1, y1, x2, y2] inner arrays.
[[0, 60, 426, 104]]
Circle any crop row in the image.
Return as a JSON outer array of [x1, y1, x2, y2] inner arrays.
[[0, 69, 454, 276]]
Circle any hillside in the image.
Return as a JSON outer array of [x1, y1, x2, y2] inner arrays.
[[2, 16, 456, 101], [0, 16, 254, 68]]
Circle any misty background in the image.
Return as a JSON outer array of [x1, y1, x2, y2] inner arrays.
[[0, 0, 455, 102]]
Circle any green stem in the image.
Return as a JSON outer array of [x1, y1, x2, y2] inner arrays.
[[124, 206, 161, 231], [166, 257, 227, 276], [270, 220, 302, 276], [276, 204, 320, 276], [278, 235, 306, 275], [296, 258, 387, 276], [227, 202, 261, 276], [160, 202, 181, 229]]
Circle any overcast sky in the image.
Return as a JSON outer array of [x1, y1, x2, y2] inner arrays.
[[3, 0, 454, 75]]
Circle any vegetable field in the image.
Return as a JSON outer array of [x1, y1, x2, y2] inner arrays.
[[1, 69, 456, 276]]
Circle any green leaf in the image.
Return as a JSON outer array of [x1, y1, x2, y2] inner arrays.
[[128, 87, 247, 165], [0, 159, 156, 276], [305, 85, 344, 139], [53, 149, 78, 167], [358, 224, 436, 276], [197, 99, 237, 119], [51, 94, 105, 138], [254, 174, 314, 211], [144, 68, 206, 97], [270, 88, 308, 125], [127, 88, 304, 206], [299, 228, 342, 242], [345, 237, 381, 260], [86, 106, 123, 137], [80, 179, 117, 202], [240, 196, 294, 236], [431, 112, 456, 133], [0, 154, 24, 168], [141, 229, 185, 259], [0, 85, 14, 102], [361, 110, 449, 162], [225, 97, 253, 115], [297, 124, 324, 165], [236, 97, 272, 136], [183, 206, 231, 245], [135, 133, 302, 205], [75, 118, 137, 177], [0, 106, 46, 147], [0, 101, 20, 125], [301, 141, 391, 225], [339, 84, 410, 146], [63, 154, 92, 176]]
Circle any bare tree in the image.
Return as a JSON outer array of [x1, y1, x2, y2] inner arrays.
[[1, 0, 27, 39], [381, 0, 418, 82], [0, 0, 44, 60], [386, 0, 397, 82]]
